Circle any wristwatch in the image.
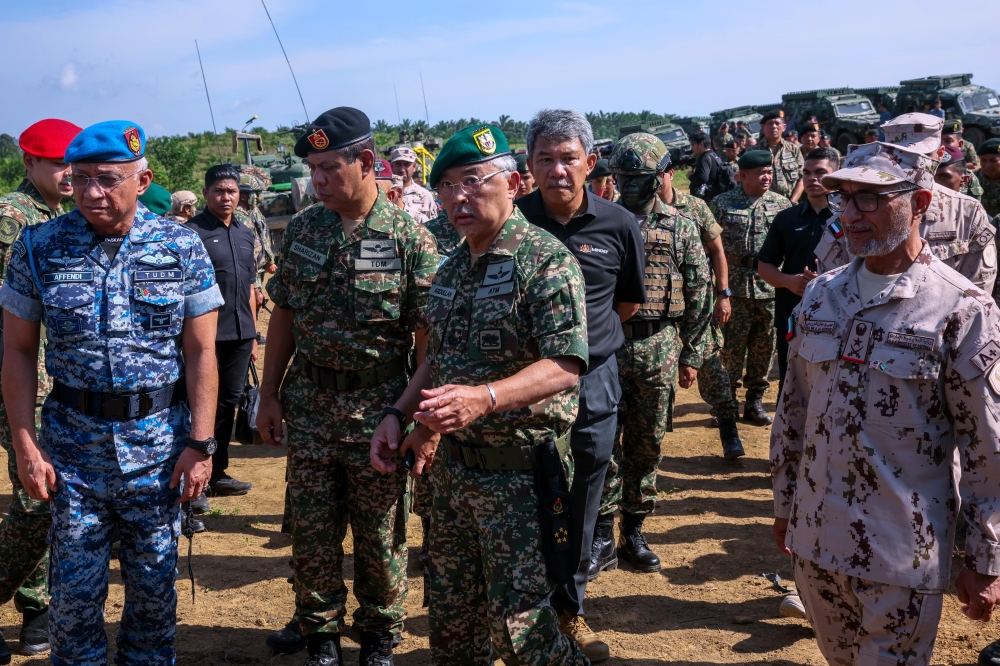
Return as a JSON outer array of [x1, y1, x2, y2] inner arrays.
[[376, 407, 407, 429], [717, 288, 733, 298], [186, 437, 218, 457]]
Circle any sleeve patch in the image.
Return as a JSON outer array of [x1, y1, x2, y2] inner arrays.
[[971, 341, 1000, 374], [0, 217, 20, 245]]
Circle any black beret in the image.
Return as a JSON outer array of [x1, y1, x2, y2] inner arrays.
[[735, 129, 751, 139], [294, 107, 372, 158], [820, 131, 831, 140], [737, 150, 773, 170], [942, 118, 963, 135], [724, 139, 738, 148], [800, 122, 822, 135], [760, 109, 785, 123], [588, 159, 613, 180], [783, 130, 798, 138], [980, 138, 1000, 155]]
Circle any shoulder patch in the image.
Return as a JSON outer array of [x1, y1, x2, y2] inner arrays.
[[990, 362, 1000, 396], [11, 240, 25, 258], [0, 216, 20, 245], [971, 341, 1000, 374]]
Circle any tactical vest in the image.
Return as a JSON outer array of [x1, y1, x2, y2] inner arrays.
[[638, 221, 685, 319]]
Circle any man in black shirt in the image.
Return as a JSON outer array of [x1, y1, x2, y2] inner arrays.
[[518, 109, 645, 663], [689, 130, 729, 201], [186, 165, 259, 508], [757, 148, 839, 391]]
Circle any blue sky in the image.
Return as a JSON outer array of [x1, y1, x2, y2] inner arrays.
[[4, 0, 999, 138]]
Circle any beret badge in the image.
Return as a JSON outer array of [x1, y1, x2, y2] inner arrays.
[[307, 129, 330, 151], [124, 126, 142, 157], [473, 127, 496, 156]]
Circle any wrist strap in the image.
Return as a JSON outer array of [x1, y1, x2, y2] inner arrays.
[[379, 406, 407, 428]]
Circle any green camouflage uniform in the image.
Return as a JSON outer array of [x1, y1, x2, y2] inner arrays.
[[600, 199, 711, 517], [0, 179, 55, 614], [236, 203, 275, 286], [424, 211, 463, 258], [763, 139, 804, 199], [963, 171, 984, 201], [673, 191, 741, 420], [710, 187, 791, 400], [424, 208, 589, 665], [713, 131, 734, 155], [266, 192, 439, 639], [963, 139, 980, 168], [975, 169, 1000, 218]]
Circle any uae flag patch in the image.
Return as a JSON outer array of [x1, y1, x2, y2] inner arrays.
[[786, 315, 795, 341], [829, 220, 844, 238]]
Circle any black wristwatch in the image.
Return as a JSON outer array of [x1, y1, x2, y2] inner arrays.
[[186, 437, 218, 457], [377, 407, 407, 429], [717, 288, 733, 298]]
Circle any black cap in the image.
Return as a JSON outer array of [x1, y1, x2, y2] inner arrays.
[[800, 122, 821, 135], [588, 159, 613, 180], [760, 109, 784, 124], [979, 139, 1000, 155], [294, 107, 372, 158], [783, 130, 798, 138]]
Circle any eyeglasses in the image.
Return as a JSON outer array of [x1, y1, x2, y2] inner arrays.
[[435, 170, 504, 198], [70, 168, 142, 193], [827, 186, 917, 213]]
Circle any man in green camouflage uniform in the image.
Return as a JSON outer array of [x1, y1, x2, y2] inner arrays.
[[941, 120, 984, 200], [424, 211, 462, 258], [237, 171, 277, 287], [710, 150, 792, 427], [370, 124, 589, 665], [0, 119, 81, 658], [258, 107, 439, 666], [759, 110, 804, 202], [975, 139, 1000, 218], [595, 134, 712, 577]]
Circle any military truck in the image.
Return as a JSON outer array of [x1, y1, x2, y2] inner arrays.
[[856, 86, 899, 116], [617, 122, 694, 166], [781, 88, 881, 153], [677, 116, 711, 136], [892, 74, 1000, 148], [710, 106, 764, 138]]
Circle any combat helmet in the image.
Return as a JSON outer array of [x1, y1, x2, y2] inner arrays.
[[609, 133, 672, 174]]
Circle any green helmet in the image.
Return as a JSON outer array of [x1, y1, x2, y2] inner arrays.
[[609, 132, 672, 175]]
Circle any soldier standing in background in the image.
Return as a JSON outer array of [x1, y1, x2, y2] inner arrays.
[[168, 190, 198, 223], [798, 122, 821, 159], [713, 122, 733, 155], [759, 110, 803, 202], [976, 139, 1000, 217], [257, 107, 439, 666], [0, 118, 80, 659], [595, 134, 711, 578], [941, 120, 983, 200], [236, 172, 277, 290], [710, 150, 792, 427], [423, 210, 462, 258], [515, 153, 536, 197], [391, 147, 437, 224]]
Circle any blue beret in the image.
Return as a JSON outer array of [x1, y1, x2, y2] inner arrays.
[[64, 120, 146, 163]]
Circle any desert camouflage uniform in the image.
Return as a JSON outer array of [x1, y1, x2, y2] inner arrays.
[[762, 139, 804, 199], [813, 184, 997, 294], [266, 193, 438, 639], [772, 244, 1000, 665], [975, 168, 1000, 218], [0, 203, 224, 665], [401, 181, 437, 224], [710, 187, 791, 400], [672, 191, 741, 420], [424, 211, 463, 258], [600, 200, 711, 517], [424, 208, 589, 665], [0, 179, 55, 615]]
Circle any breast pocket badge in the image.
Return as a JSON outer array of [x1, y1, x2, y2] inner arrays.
[[841, 319, 873, 364]]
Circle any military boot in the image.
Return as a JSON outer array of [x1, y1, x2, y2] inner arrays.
[[0, 629, 11, 665], [719, 418, 745, 460], [20, 608, 49, 656], [587, 513, 618, 581], [305, 634, 341, 666], [266, 619, 307, 655], [359, 630, 395, 666], [617, 513, 660, 573], [743, 393, 773, 426]]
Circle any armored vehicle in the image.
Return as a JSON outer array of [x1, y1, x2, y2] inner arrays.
[[617, 122, 694, 166], [781, 88, 880, 153], [893, 74, 1000, 148], [710, 106, 763, 138], [677, 116, 711, 136], [856, 86, 899, 116]]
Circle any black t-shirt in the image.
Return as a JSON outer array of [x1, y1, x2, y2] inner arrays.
[[517, 189, 646, 360], [187, 210, 258, 341], [756, 200, 832, 325]]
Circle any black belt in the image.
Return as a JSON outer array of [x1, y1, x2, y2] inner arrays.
[[53, 380, 186, 421], [725, 252, 758, 270], [443, 432, 571, 472], [295, 355, 407, 392], [622, 320, 675, 341]]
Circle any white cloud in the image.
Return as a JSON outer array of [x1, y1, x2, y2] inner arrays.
[[59, 63, 77, 90]]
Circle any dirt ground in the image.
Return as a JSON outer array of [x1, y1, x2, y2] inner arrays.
[[0, 338, 997, 664]]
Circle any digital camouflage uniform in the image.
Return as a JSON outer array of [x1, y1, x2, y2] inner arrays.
[[710, 187, 791, 401], [963, 139, 980, 168], [400, 181, 437, 224], [236, 171, 277, 284], [265, 193, 438, 639], [0, 179, 55, 615], [975, 168, 1000, 218], [0, 203, 223, 666], [424, 211, 463, 258], [672, 190, 741, 420], [424, 208, 589, 665], [772, 244, 1000, 665], [600, 199, 711, 517], [712, 131, 733, 155], [963, 170, 984, 201], [762, 139, 804, 200]]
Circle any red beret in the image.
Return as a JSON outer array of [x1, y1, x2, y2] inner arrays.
[[373, 157, 394, 180], [18, 119, 83, 160]]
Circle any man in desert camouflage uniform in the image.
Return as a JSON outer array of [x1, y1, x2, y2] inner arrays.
[[595, 134, 712, 577], [371, 124, 590, 666], [391, 147, 437, 224], [772, 140, 1000, 666], [711, 150, 792, 427], [0, 118, 80, 659], [258, 107, 439, 666], [758, 110, 804, 202], [976, 139, 1000, 218]]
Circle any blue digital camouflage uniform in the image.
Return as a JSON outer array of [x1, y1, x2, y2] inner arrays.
[[0, 203, 223, 666]]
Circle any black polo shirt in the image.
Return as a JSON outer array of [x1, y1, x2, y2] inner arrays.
[[187, 210, 257, 341], [756, 200, 832, 325], [517, 188, 646, 360]]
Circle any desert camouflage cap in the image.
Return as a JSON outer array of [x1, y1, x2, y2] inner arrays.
[[881, 112, 943, 154], [609, 132, 671, 174], [821, 141, 938, 191]]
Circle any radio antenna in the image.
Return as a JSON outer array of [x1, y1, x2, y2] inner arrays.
[[195, 40, 224, 162], [394, 85, 402, 125], [261, 0, 310, 121], [420, 73, 430, 125]]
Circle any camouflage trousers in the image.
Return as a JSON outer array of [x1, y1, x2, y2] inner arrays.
[[283, 369, 410, 637], [721, 297, 775, 398], [793, 555, 943, 666], [697, 322, 740, 420], [428, 450, 588, 666], [599, 326, 678, 517], [0, 344, 52, 614]]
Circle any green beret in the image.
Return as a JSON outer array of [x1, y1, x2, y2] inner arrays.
[[429, 124, 510, 188], [515, 152, 530, 174], [980, 138, 1000, 155], [737, 150, 773, 170], [138, 183, 172, 216], [942, 118, 963, 135], [735, 129, 751, 139]]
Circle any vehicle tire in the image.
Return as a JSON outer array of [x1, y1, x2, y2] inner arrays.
[[837, 132, 859, 154], [964, 127, 986, 151]]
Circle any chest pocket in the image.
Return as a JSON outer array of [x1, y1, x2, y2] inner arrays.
[[42, 281, 98, 342], [927, 238, 968, 263], [132, 281, 184, 338], [865, 348, 942, 428], [469, 293, 518, 362], [283, 258, 323, 309], [352, 269, 402, 322], [780, 154, 800, 180]]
